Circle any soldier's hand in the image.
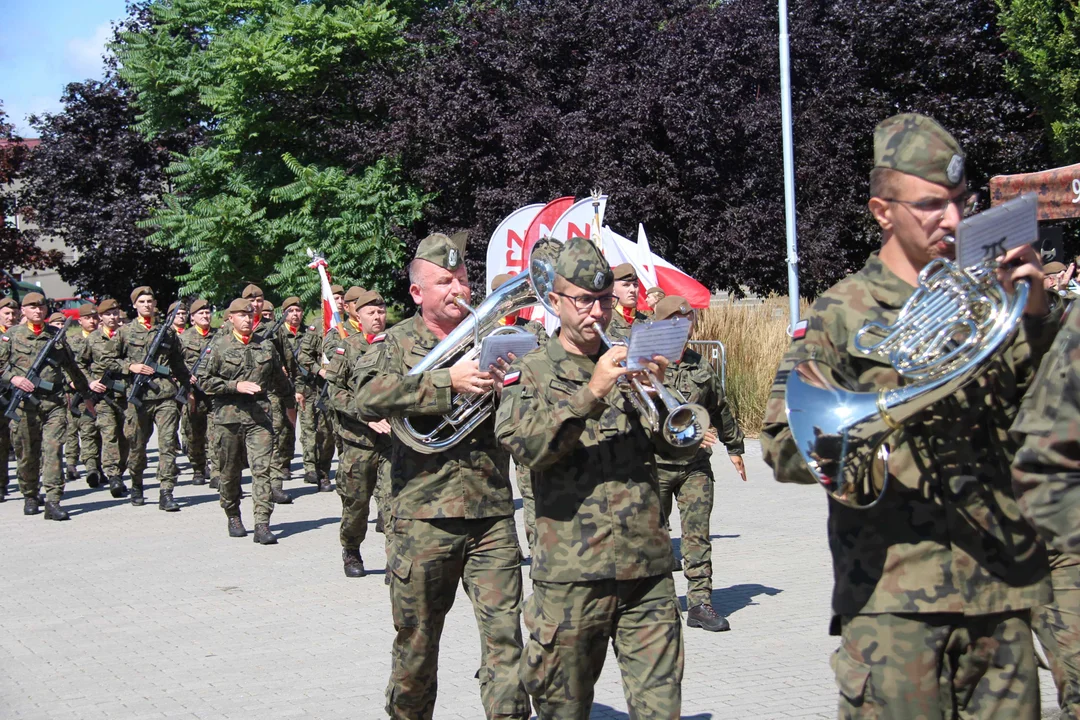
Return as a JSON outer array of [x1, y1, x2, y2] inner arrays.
[[450, 360, 493, 395], [236, 381, 262, 395], [368, 419, 392, 434], [488, 355, 515, 398], [187, 395, 196, 413], [11, 376, 34, 393], [998, 244, 1049, 316], [129, 363, 156, 376], [701, 427, 719, 448], [730, 454, 747, 482], [286, 407, 297, 427], [85, 399, 97, 417], [588, 346, 629, 399], [89, 380, 107, 394], [295, 392, 305, 410], [318, 368, 327, 379]]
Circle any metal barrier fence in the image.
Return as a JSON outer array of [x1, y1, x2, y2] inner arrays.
[[687, 340, 726, 391]]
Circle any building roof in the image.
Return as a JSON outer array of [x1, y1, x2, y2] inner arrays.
[[0, 138, 40, 150]]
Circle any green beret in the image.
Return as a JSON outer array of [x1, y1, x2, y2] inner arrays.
[[48, 311, 66, 324], [78, 303, 98, 318], [491, 273, 513, 291], [168, 300, 185, 314], [355, 289, 385, 308], [130, 286, 153, 304], [330, 284, 344, 296], [22, 292, 46, 307], [874, 113, 965, 188], [612, 263, 637, 282], [242, 284, 264, 299], [227, 298, 253, 314], [344, 286, 366, 304], [415, 232, 466, 270], [189, 298, 210, 315], [555, 236, 613, 292]]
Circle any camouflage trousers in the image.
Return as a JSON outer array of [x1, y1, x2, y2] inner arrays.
[[65, 404, 101, 475], [1033, 560, 1080, 719], [513, 463, 535, 550], [299, 388, 334, 478], [657, 460, 713, 608], [522, 573, 683, 720], [386, 515, 529, 720], [337, 439, 387, 549], [95, 398, 129, 480], [217, 416, 275, 524], [182, 396, 212, 475], [11, 397, 69, 502], [270, 399, 294, 492], [833, 611, 1039, 719], [126, 398, 180, 491], [1, 418, 12, 495]]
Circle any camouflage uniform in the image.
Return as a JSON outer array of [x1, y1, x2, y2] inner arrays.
[[1011, 302, 1080, 718], [65, 329, 102, 480], [178, 326, 215, 480], [117, 316, 189, 498], [251, 317, 293, 494], [201, 330, 292, 525], [296, 327, 334, 482], [81, 326, 129, 483], [657, 347, 744, 610], [0, 323, 90, 503], [353, 247, 529, 719]]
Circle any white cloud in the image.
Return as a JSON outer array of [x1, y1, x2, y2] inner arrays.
[[4, 95, 64, 137], [64, 22, 113, 79]]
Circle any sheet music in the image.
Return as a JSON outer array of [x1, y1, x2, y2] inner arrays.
[[478, 333, 538, 370], [625, 316, 691, 371], [956, 193, 1038, 269]]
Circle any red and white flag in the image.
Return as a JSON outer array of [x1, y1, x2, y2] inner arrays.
[[306, 249, 346, 338]]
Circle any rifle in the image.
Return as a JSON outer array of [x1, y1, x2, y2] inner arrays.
[[175, 332, 219, 404], [72, 368, 124, 417], [127, 301, 186, 409], [4, 317, 76, 421]]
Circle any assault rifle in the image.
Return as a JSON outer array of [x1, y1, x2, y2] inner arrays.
[[127, 301, 186, 409], [72, 368, 124, 417], [4, 317, 76, 421], [175, 333, 219, 405]]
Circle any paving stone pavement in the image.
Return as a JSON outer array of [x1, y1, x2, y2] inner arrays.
[[0, 438, 1061, 719]]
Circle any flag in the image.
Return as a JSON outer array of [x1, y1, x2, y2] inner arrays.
[[306, 249, 347, 338], [601, 227, 711, 308]]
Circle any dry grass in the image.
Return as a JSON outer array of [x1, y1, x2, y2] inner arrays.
[[692, 297, 808, 437]]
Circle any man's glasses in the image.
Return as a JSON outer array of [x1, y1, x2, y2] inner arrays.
[[882, 191, 978, 218], [554, 293, 618, 311]]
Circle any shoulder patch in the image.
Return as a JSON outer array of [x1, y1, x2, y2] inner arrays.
[[370, 333, 386, 344], [791, 320, 808, 340], [334, 347, 346, 355], [503, 370, 521, 387], [1, 335, 8, 342]]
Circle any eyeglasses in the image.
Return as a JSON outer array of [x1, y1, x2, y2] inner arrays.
[[554, 293, 618, 311], [882, 192, 978, 218]]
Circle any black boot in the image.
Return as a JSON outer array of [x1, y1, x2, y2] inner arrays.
[[130, 485, 145, 506], [253, 523, 278, 545], [318, 475, 332, 493], [209, 476, 219, 490], [303, 471, 318, 485], [159, 489, 180, 512], [23, 496, 41, 515], [342, 548, 366, 578], [270, 487, 293, 504], [43, 501, 70, 521], [109, 476, 129, 498], [686, 603, 730, 632], [227, 516, 247, 538], [375, 515, 385, 534], [192, 470, 206, 486], [65, 467, 78, 483]]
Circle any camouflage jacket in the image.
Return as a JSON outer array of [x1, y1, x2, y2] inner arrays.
[[199, 332, 292, 425], [500, 315, 550, 345], [80, 327, 127, 393], [276, 324, 312, 391], [657, 347, 744, 466], [327, 329, 389, 448], [178, 326, 214, 369], [0, 324, 90, 401], [68, 330, 93, 377], [291, 327, 323, 395], [116, 317, 189, 401], [322, 319, 364, 408], [352, 312, 514, 520], [1011, 301, 1080, 586], [760, 251, 1060, 620], [495, 332, 679, 583]]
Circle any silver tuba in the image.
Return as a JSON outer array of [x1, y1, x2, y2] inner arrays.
[[784, 257, 1030, 509]]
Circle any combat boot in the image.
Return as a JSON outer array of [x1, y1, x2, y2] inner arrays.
[[23, 496, 41, 515], [43, 501, 70, 521], [342, 548, 366, 578], [86, 470, 102, 488], [375, 515, 385, 534], [687, 604, 730, 632], [303, 471, 318, 485], [159, 489, 180, 512], [130, 484, 145, 506], [209, 476, 219, 489], [65, 467, 78, 484], [109, 476, 129, 498], [191, 470, 206, 485], [318, 474, 332, 492], [270, 487, 293, 504], [253, 523, 278, 545], [227, 515, 247, 538]]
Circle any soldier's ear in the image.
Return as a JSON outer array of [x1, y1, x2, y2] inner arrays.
[[868, 197, 894, 232]]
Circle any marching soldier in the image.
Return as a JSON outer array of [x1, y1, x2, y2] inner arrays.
[[82, 298, 131, 499], [318, 286, 368, 495], [117, 286, 190, 510], [200, 298, 298, 544], [178, 299, 214, 485], [65, 303, 103, 489], [1, 292, 93, 520], [354, 233, 530, 720], [651, 295, 746, 633], [607, 262, 644, 341], [169, 301, 188, 334], [1, 296, 20, 501], [761, 113, 1057, 718], [268, 296, 309, 504], [326, 283, 346, 466], [47, 311, 66, 329], [496, 236, 686, 718], [290, 299, 334, 490], [644, 286, 666, 311]]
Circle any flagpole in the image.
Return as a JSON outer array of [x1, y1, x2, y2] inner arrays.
[[779, 0, 800, 332]]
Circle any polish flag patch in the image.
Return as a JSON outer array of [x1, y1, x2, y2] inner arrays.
[[503, 370, 521, 387], [791, 320, 808, 340], [334, 347, 346, 355], [371, 333, 386, 343]]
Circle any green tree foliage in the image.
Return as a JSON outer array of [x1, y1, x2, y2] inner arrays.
[[998, 0, 1080, 162], [116, 0, 425, 304]]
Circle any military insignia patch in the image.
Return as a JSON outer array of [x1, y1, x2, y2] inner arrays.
[[792, 320, 808, 340], [946, 154, 964, 184], [370, 333, 386, 343], [593, 271, 605, 289], [448, 248, 459, 267], [503, 370, 521, 387], [1, 335, 8, 342], [334, 347, 346, 355]]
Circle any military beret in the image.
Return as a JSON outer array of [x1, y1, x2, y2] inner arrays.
[[612, 263, 637, 282], [48, 312, 66, 324], [415, 232, 466, 270], [555, 236, 613, 292], [344, 286, 366, 304], [874, 113, 965, 188], [491, 273, 513, 291], [355, 289, 385, 308], [331, 284, 345, 296], [241, 284, 264, 299], [646, 286, 665, 298], [280, 296, 301, 311], [262, 300, 275, 312], [130, 286, 153, 304], [21, 292, 46, 307], [189, 298, 209, 315], [78, 303, 98, 317], [653, 295, 694, 321], [227, 298, 253, 314], [97, 298, 120, 313], [1044, 261, 1067, 275], [168, 300, 185, 314], [0, 297, 18, 310]]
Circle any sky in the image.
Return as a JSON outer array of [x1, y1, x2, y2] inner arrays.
[[1, 0, 130, 136]]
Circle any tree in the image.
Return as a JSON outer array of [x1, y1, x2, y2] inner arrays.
[[20, 77, 191, 303]]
